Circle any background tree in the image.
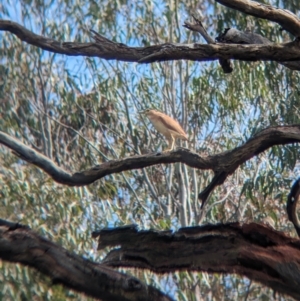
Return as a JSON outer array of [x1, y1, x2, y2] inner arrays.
[[0, 0, 300, 300]]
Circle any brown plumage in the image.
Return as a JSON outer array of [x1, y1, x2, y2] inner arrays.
[[141, 109, 188, 151]]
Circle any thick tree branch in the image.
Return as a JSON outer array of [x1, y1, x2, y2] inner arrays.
[[287, 178, 300, 237], [1, 125, 300, 206], [0, 219, 173, 301], [93, 223, 300, 300], [1, 20, 300, 68], [134, 39, 300, 64], [216, 28, 300, 70], [215, 0, 300, 37]]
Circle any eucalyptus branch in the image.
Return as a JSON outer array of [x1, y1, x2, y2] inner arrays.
[[215, 0, 300, 37], [93, 222, 300, 300], [1, 20, 300, 71], [0, 219, 172, 301], [1, 125, 299, 206]]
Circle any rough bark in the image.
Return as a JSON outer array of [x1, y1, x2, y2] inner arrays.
[[216, 28, 300, 70], [93, 223, 300, 300], [0, 219, 173, 301], [215, 0, 300, 37], [1, 125, 300, 206], [1, 20, 300, 69]]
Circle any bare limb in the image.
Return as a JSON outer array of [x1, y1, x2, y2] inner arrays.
[[287, 178, 300, 237], [1, 20, 300, 69], [183, 15, 215, 44], [215, 0, 300, 37], [1, 125, 300, 205], [93, 223, 300, 300], [0, 219, 173, 301], [0, 131, 73, 183], [137, 39, 300, 64]]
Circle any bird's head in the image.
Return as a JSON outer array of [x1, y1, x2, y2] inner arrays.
[[139, 108, 157, 117]]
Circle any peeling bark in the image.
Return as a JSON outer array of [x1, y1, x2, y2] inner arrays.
[[93, 223, 300, 300], [0, 219, 173, 301]]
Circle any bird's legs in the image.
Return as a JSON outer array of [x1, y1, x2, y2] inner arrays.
[[165, 135, 175, 152]]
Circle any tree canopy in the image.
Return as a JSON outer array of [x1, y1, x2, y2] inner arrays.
[[1, 0, 300, 300]]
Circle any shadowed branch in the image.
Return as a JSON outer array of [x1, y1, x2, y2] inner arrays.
[[93, 222, 300, 300], [0, 219, 173, 301]]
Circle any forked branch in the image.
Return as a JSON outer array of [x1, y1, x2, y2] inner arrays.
[[0, 125, 299, 206], [183, 14, 233, 73]]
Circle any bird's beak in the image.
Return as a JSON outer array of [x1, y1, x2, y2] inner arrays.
[[139, 110, 146, 114]]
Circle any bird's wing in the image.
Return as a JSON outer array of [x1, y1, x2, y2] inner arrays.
[[156, 114, 188, 138]]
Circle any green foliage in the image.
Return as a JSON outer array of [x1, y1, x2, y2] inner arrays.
[[0, 0, 300, 300]]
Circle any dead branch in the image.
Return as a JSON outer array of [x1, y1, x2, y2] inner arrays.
[[93, 223, 300, 300], [0, 219, 173, 301], [1, 20, 300, 69], [0, 125, 299, 206]]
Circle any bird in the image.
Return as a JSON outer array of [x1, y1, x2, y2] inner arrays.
[[141, 108, 188, 151]]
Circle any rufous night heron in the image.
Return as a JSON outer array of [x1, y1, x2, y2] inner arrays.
[[141, 109, 188, 151]]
